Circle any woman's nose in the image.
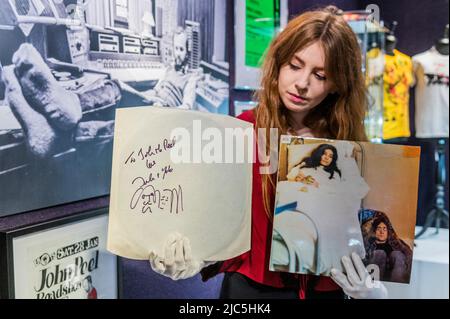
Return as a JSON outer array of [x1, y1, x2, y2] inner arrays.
[[294, 72, 309, 91]]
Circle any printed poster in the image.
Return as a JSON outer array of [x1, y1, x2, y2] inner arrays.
[[12, 214, 117, 299], [245, 0, 280, 68]]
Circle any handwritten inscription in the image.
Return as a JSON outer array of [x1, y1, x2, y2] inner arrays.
[[125, 138, 176, 166], [124, 137, 182, 215], [130, 181, 184, 215]]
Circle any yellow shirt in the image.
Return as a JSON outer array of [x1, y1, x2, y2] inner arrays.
[[383, 50, 414, 140]]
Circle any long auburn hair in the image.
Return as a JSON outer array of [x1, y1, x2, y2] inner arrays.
[[255, 6, 368, 218]]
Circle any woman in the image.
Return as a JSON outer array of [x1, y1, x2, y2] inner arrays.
[[287, 144, 342, 188], [148, 6, 387, 299]]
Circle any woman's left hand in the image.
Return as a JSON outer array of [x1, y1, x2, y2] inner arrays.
[[331, 252, 388, 299]]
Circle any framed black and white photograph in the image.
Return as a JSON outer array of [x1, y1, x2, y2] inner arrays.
[[0, 0, 230, 217], [0, 207, 119, 299]]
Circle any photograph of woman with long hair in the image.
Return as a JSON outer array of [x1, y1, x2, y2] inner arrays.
[[272, 140, 369, 278]]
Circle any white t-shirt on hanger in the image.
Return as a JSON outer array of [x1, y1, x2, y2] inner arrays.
[[412, 47, 449, 138]]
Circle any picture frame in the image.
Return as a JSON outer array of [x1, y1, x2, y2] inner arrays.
[[0, 0, 231, 217], [234, 100, 257, 117], [0, 207, 120, 299], [234, 0, 288, 90]]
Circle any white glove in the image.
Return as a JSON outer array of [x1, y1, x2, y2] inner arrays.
[[331, 252, 388, 299], [149, 232, 212, 280]]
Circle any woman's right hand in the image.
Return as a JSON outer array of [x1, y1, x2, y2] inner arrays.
[[149, 232, 211, 280], [331, 253, 388, 299]]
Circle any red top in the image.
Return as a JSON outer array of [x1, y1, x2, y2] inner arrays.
[[202, 109, 340, 298], [88, 287, 97, 299]]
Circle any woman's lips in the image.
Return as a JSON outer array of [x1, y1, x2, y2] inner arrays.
[[287, 92, 309, 104]]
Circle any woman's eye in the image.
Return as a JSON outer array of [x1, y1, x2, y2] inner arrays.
[[289, 63, 301, 70], [315, 73, 327, 81]]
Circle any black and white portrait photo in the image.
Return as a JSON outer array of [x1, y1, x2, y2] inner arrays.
[[0, 0, 230, 216]]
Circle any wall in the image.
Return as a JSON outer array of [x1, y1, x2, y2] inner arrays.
[[359, 0, 449, 56], [288, 0, 360, 15]]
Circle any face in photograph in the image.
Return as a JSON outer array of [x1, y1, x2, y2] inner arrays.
[[173, 31, 188, 68], [375, 222, 388, 243]]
